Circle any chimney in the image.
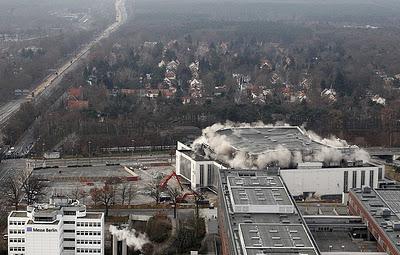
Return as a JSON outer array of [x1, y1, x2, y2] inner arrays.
[[112, 234, 127, 255]]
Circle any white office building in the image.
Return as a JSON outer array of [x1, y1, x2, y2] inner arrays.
[[8, 196, 104, 255]]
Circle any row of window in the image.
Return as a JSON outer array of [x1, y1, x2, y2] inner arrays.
[[77, 240, 101, 245], [343, 169, 379, 192], [9, 247, 25, 251], [9, 229, 25, 234], [64, 221, 75, 225], [76, 248, 101, 253], [77, 222, 101, 227], [76, 231, 101, 236], [9, 221, 25, 225], [199, 164, 214, 186], [64, 238, 75, 242], [9, 238, 25, 243]]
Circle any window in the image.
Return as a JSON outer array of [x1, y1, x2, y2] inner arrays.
[[378, 167, 383, 180], [370, 170, 375, 187], [64, 238, 75, 242], [199, 164, 204, 186], [64, 247, 75, 250], [207, 164, 213, 186], [352, 171, 357, 188], [361, 171, 366, 186], [64, 221, 75, 224], [64, 211, 76, 215], [343, 171, 349, 192], [64, 229, 75, 233]]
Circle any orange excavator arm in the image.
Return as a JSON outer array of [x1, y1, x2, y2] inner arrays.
[[159, 171, 184, 191]]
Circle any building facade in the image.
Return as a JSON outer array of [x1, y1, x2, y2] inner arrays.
[[8, 196, 104, 255], [349, 188, 400, 255]]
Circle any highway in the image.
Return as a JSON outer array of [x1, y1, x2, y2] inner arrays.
[[0, 0, 127, 131]]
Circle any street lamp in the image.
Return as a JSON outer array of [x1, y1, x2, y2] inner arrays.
[[131, 139, 135, 158], [88, 141, 92, 165]]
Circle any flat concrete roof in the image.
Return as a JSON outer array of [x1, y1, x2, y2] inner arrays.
[[227, 175, 284, 188], [10, 211, 27, 218], [350, 188, 400, 253], [239, 223, 314, 248], [219, 169, 319, 255], [79, 212, 103, 219], [376, 189, 400, 214], [231, 187, 291, 206], [216, 126, 331, 155]]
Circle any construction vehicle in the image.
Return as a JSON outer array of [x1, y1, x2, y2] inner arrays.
[[159, 171, 184, 191]]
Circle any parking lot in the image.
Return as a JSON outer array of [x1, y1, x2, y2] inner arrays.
[[32, 156, 195, 206]]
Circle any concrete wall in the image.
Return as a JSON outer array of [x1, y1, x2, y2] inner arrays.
[[280, 166, 383, 197], [348, 192, 400, 255], [176, 150, 225, 189]]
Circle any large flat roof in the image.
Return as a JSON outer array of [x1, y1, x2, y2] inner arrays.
[[216, 126, 331, 155], [239, 223, 315, 252], [350, 188, 400, 253], [219, 169, 319, 255]]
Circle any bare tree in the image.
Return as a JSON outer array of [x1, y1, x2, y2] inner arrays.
[[90, 187, 102, 207], [70, 185, 87, 203], [126, 183, 136, 206], [22, 175, 48, 205], [146, 179, 161, 205], [99, 183, 115, 217], [2, 172, 25, 210], [119, 182, 135, 206], [167, 186, 182, 218]]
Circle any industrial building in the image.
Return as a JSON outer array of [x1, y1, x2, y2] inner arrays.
[[217, 168, 320, 255], [349, 187, 400, 255], [176, 125, 384, 200], [7, 196, 104, 255]]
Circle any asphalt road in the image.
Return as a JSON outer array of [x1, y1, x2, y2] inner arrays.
[[0, 0, 127, 132]]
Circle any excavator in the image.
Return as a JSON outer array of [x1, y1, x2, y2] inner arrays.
[[159, 171, 209, 205], [159, 171, 184, 191]]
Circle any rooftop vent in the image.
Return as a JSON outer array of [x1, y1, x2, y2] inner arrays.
[[378, 208, 392, 217], [362, 185, 372, 194]]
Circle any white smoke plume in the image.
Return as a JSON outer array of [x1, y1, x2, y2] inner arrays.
[[305, 130, 349, 148], [192, 122, 371, 169], [109, 225, 149, 251], [256, 145, 292, 169]]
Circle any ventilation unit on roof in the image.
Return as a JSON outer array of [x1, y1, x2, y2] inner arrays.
[[378, 207, 392, 217], [393, 221, 400, 231], [362, 185, 372, 193]]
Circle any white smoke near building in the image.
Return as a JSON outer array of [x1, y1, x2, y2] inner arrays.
[[192, 122, 371, 169], [305, 130, 349, 148], [256, 145, 292, 169], [109, 225, 149, 251]]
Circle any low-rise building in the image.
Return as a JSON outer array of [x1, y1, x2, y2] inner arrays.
[[349, 187, 400, 255], [218, 168, 320, 255]]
